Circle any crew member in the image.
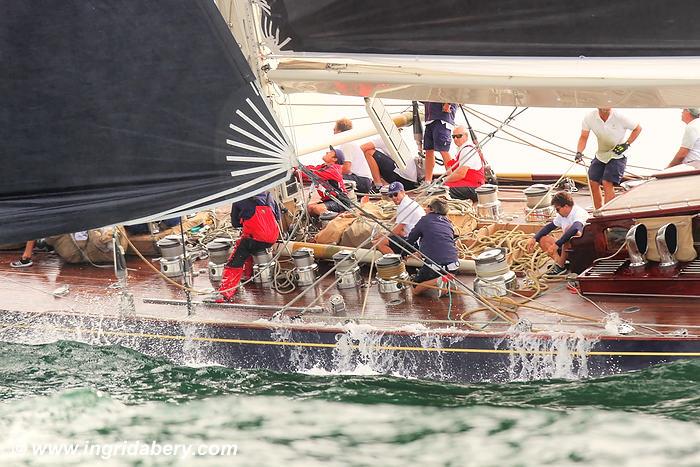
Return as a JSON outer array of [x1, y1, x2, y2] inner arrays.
[[303, 146, 350, 217], [405, 197, 459, 296], [576, 108, 642, 209], [422, 102, 456, 183], [334, 118, 374, 193], [360, 134, 419, 190], [526, 191, 589, 276], [374, 181, 425, 255], [218, 192, 280, 301], [443, 125, 485, 201], [666, 107, 700, 169]]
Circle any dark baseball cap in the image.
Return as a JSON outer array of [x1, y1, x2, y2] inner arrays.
[[329, 145, 345, 164]]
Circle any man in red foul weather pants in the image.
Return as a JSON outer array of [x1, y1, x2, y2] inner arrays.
[[218, 192, 280, 301]]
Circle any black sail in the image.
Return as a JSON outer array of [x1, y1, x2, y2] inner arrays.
[[265, 0, 700, 57], [0, 0, 293, 244]]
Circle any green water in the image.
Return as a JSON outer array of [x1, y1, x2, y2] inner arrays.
[[0, 341, 698, 466]]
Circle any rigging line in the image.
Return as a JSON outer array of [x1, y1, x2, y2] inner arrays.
[[283, 116, 372, 128], [466, 106, 651, 177], [282, 103, 411, 107], [467, 105, 575, 155]]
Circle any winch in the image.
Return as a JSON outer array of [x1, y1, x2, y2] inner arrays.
[[473, 247, 516, 297], [252, 249, 276, 286], [375, 254, 408, 294], [206, 238, 234, 283], [332, 250, 362, 289], [475, 184, 501, 220], [523, 184, 554, 222], [157, 235, 189, 278], [292, 247, 318, 286]]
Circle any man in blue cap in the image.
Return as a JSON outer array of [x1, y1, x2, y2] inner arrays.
[[374, 181, 425, 255]]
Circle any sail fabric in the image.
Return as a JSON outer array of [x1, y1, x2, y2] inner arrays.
[[1, 0, 293, 244], [264, 0, 700, 57]]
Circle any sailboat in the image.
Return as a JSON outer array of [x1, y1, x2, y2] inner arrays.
[[2, 0, 700, 383]]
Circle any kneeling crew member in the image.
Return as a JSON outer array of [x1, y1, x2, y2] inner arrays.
[[405, 197, 460, 296], [526, 191, 589, 276], [218, 192, 280, 301]]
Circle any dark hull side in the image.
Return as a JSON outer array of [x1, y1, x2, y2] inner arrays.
[[2, 309, 698, 384]]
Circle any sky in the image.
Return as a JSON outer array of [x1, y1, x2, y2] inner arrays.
[[278, 94, 686, 177]]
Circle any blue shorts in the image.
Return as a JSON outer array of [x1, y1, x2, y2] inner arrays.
[[423, 121, 451, 152], [588, 157, 626, 185]]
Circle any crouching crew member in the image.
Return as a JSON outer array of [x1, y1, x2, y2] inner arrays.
[[218, 192, 281, 302], [526, 191, 589, 276], [405, 197, 460, 296]]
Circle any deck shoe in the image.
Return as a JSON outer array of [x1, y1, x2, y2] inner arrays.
[[10, 257, 33, 268], [545, 263, 568, 276]]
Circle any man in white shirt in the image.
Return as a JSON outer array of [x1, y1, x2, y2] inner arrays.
[[576, 108, 642, 209], [527, 191, 589, 275], [374, 181, 426, 255], [360, 134, 419, 190], [666, 108, 700, 169], [334, 118, 374, 193]]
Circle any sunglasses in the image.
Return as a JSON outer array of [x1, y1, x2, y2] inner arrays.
[[451, 134, 465, 139], [389, 192, 400, 198]]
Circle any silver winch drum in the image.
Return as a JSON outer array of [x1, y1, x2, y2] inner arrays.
[[475, 184, 498, 205], [473, 271, 517, 298], [476, 200, 502, 220], [523, 184, 552, 209], [252, 249, 273, 265], [159, 253, 193, 279], [474, 247, 515, 298], [333, 250, 361, 288], [332, 250, 358, 272], [475, 248, 509, 278], [291, 248, 315, 268], [336, 267, 362, 289], [160, 256, 184, 277], [156, 235, 183, 260], [296, 264, 318, 287], [293, 248, 318, 286], [208, 262, 225, 283], [252, 261, 276, 286], [375, 254, 408, 294], [206, 238, 233, 265]]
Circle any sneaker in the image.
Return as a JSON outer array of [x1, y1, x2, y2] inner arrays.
[[10, 258, 33, 268], [545, 264, 567, 276]]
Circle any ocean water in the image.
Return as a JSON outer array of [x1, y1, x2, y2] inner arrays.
[[0, 341, 698, 466]]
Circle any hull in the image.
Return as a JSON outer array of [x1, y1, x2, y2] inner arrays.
[[3, 308, 698, 384]]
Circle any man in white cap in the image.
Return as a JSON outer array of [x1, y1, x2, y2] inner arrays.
[[666, 108, 700, 169], [374, 181, 425, 255]]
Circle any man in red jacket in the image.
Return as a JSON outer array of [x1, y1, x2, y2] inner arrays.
[[218, 192, 280, 302]]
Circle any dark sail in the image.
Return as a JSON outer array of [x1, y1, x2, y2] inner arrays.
[[265, 0, 700, 57], [1, 0, 293, 244]]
